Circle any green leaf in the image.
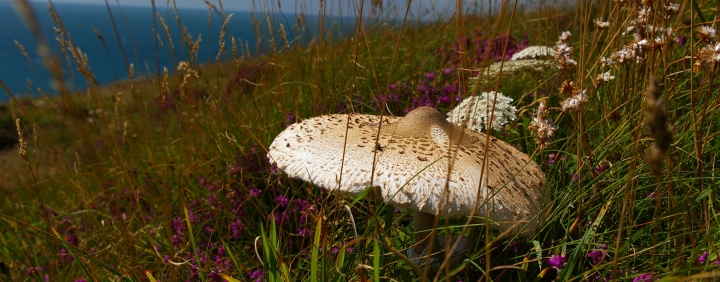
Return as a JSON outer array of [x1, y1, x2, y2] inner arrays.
[[311, 214, 323, 281], [221, 239, 247, 281], [184, 205, 205, 282], [373, 239, 380, 281], [220, 274, 243, 282], [695, 189, 711, 203], [145, 271, 158, 282], [350, 186, 374, 208], [532, 240, 543, 269], [51, 226, 96, 282], [260, 221, 280, 282]]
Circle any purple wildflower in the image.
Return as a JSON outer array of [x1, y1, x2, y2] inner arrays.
[[645, 191, 657, 199], [509, 241, 521, 253], [587, 249, 607, 264], [230, 219, 244, 239], [248, 187, 262, 198], [274, 212, 289, 225], [285, 112, 296, 127], [249, 269, 264, 282], [275, 195, 289, 208], [676, 35, 686, 46], [698, 250, 709, 264], [546, 254, 566, 268], [633, 273, 653, 282], [572, 173, 582, 184], [60, 248, 74, 263], [426, 72, 435, 81], [549, 153, 558, 164], [595, 162, 609, 174], [312, 102, 323, 114], [227, 165, 241, 175], [298, 228, 312, 237]]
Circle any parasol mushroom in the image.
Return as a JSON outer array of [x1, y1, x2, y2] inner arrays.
[[267, 106, 545, 269]]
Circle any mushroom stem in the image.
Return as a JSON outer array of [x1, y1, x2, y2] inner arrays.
[[410, 210, 468, 271], [413, 210, 436, 252]]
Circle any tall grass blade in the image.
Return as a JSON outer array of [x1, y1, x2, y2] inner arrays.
[[373, 239, 380, 281], [221, 239, 246, 280], [145, 271, 158, 282], [50, 226, 96, 282], [260, 220, 280, 281], [311, 212, 323, 281], [184, 205, 205, 282], [220, 274, 243, 282]]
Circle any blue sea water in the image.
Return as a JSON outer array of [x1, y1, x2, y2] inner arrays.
[[0, 2, 345, 102]]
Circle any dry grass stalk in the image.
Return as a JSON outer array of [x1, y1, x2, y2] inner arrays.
[[231, 37, 240, 68], [48, 5, 97, 85], [15, 0, 67, 96], [122, 122, 128, 144], [189, 34, 202, 64], [267, 14, 276, 52], [15, 119, 28, 163], [279, 23, 290, 50], [129, 63, 136, 94], [245, 40, 251, 58], [217, 14, 234, 62], [152, 27, 164, 47], [161, 67, 169, 105], [14, 40, 34, 74], [156, 13, 174, 50], [114, 92, 122, 130], [177, 61, 199, 100], [644, 77, 673, 176]]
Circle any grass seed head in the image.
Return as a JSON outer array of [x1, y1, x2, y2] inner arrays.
[[644, 78, 673, 176], [15, 118, 28, 162]]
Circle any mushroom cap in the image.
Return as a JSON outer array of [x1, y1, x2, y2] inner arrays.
[[267, 106, 545, 236]]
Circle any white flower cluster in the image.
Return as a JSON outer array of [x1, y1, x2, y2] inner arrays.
[[595, 71, 615, 84], [610, 2, 679, 66], [561, 89, 588, 112], [694, 26, 720, 71], [593, 18, 611, 30], [511, 46, 554, 61], [447, 91, 517, 132], [553, 31, 577, 71]]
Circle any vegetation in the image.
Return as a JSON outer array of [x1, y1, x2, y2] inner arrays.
[[1, 0, 719, 281]]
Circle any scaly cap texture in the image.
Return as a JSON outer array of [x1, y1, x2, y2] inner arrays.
[[268, 106, 545, 236]]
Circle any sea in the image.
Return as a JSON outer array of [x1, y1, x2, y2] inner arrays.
[[0, 1, 351, 102], [0, 0, 564, 102]]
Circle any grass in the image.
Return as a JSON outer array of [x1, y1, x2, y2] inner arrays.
[[1, 0, 719, 281]]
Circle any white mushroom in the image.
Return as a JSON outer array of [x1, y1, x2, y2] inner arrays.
[[267, 106, 545, 268]]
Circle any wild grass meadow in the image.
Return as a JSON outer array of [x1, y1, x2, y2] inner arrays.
[[1, 0, 719, 281]]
